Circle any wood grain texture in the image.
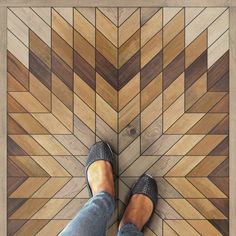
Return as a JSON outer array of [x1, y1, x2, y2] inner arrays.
[[52, 30, 73, 68], [52, 8, 73, 47], [5, 7, 230, 236]]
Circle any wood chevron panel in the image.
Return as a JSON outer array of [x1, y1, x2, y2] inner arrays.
[[7, 7, 229, 236]]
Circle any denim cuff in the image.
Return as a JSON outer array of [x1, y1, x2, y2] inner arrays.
[[95, 191, 116, 215], [119, 223, 142, 234]]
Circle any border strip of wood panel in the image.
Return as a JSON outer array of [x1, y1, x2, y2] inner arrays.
[[0, 6, 7, 236], [230, 7, 236, 236], [0, 0, 235, 7]]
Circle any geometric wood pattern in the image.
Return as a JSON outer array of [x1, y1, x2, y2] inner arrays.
[[7, 7, 229, 235]]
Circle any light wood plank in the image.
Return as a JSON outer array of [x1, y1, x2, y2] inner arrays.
[[141, 9, 162, 47], [141, 30, 162, 68], [163, 73, 184, 111], [119, 8, 140, 47], [54, 7, 73, 25], [9, 177, 48, 198], [96, 8, 117, 47], [188, 177, 227, 198], [141, 94, 162, 132], [166, 199, 205, 219], [186, 8, 226, 46], [166, 135, 205, 155], [163, 94, 184, 132], [208, 29, 229, 68], [32, 178, 70, 198], [31, 199, 70, 219], [165, 220, 201, 236], [32, 7, 51, 25], [30, 73, 51, 111], [188, 220, 224, 236], [52, 94, 73, 131], [185, 8, 204, 25], [32, 135, 71, 155], [9, 92, 48, 113], [7, 9, 28, 46], [165, 178, 205, 198], [166, 113, 205, 134], [208, 9, 229, 46], [96, 73, 117, 111], [32, 113, 70, 134], [163, 9, 184, 47], [119, 73, 140, 111], [166, 156, 205, 177], [36, 220, 69, 236], [52, 8, 73, 47], [31, 156, 71, 177], [74, 73, 95, 111], [74, 94, 95, 132], [163, 7, 182, 25], [11, 7, 51, 46], [9, 135, 49, 155], [188, 198, 227, 219], [9, 199, 49, 219], [119, 94, 140, 132], [7, 30, 28, 68], [96, 93, 117, 132]]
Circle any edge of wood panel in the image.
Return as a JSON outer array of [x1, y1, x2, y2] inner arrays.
[[230, 7, 236, 236], [0, 6, 7, 236], [0, 0, 236, 7]]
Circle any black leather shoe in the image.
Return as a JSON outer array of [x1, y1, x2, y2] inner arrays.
[[131, 174, 158, 213], [85, 141, 114, 197]]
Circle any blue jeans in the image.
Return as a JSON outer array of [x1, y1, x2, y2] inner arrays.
[[59, 192, 143, 236]]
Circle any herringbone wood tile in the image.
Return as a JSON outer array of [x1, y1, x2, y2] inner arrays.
[[7, 7, 229, 236]]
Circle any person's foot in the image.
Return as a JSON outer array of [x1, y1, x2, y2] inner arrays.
[[119, 194, 154, 231], [87, 160, 115, 197], [119, 174, 158, 231]]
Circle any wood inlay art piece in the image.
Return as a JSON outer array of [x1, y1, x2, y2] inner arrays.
[[7, 7, 229, 235]]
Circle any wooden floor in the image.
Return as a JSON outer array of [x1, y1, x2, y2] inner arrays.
[[7, 7, 229, 235]]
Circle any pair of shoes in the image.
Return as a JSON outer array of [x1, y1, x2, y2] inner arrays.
[[85, 141, 158, 230]]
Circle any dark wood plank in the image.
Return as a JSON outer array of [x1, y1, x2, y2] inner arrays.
[[52, 29, 73, 68], [7, 116, 27, 135], [7, 137, 28, 156], [8, 220, 27, 236], [119, 50, 140, 90], [209, 177, 229, 196], [185, 51, 207, 89], [7, 177, 27, 196], [210, 94, 229, 113], [209, 136, 229, 156], [7, 160, 27, 177], [52, 73, 73, 111], [29, 50, 51, 89], [210, 116, 229, 134], [209, 198, 229, 218], [7, 51, 29, 90], [209, 71, 229, 92], [141, 50, 162, 90], [29, 30, 51, 68], [209, 220, 229, 236], [52, 51, 73, 90], [208, 51, 229, 90], [7, 94, 27, 113], [7, 198, 27, 217], [210, 158, 229, 177], [141, 8, 160, 26], [96, 50, 118, 90], [163, 50, 184, 90], [74, 50, 96, 90], [209, 176, 229, 196]]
